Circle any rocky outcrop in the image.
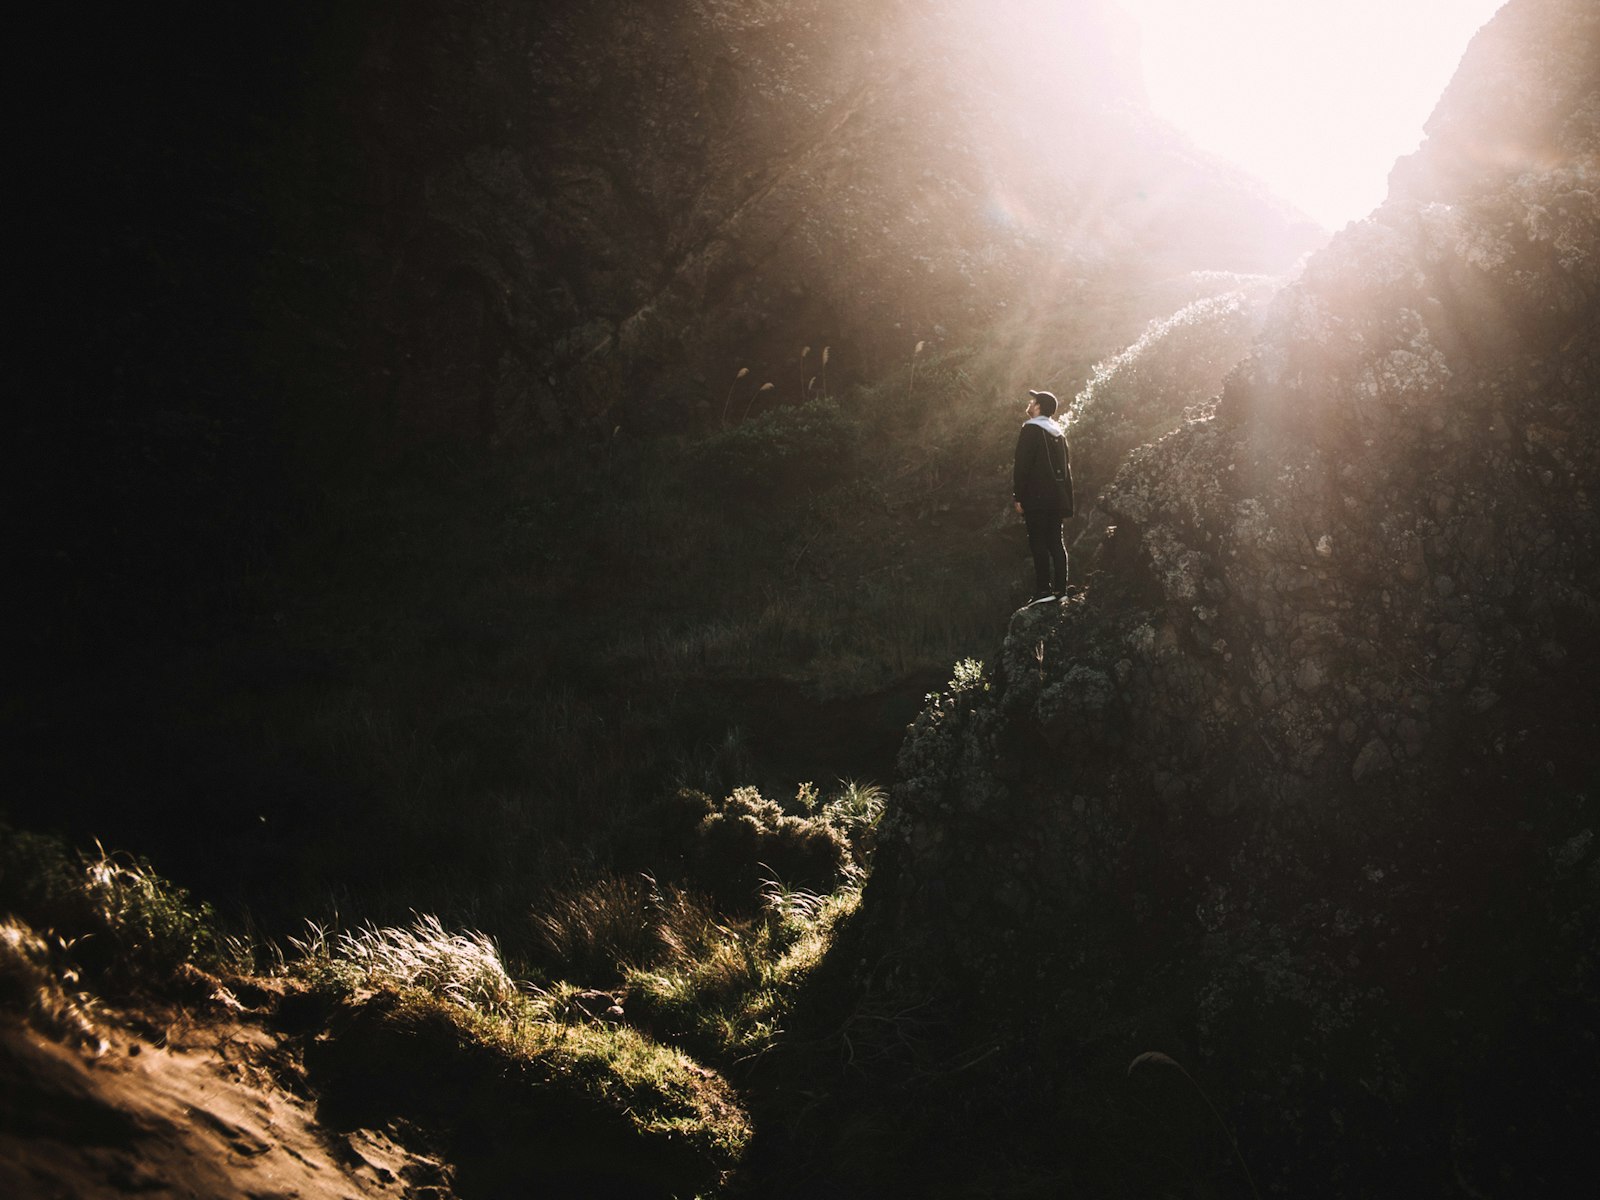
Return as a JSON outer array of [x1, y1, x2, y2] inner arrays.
[[845, 1, 1599, 1194]]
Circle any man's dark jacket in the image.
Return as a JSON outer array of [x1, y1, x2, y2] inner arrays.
[[1013, 415, 1074, 514]]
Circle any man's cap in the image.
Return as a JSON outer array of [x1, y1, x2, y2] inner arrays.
[[1028, 389, 1058, 415]]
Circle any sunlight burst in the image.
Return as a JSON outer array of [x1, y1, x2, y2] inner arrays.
[[1117, 0, 1505, 229]]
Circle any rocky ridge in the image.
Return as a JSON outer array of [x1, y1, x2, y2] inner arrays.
[[848, 0, 1599, 1193]]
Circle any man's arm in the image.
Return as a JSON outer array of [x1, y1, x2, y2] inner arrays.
[[1012, 425, 1035, 508], [1062, 443, 1074, 517]]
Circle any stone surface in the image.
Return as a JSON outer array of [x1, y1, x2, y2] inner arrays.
[[846, 1, 1600, 1193]]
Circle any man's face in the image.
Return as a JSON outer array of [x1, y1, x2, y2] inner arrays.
[[1026, 397, 1040, 417]]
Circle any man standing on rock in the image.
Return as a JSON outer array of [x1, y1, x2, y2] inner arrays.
[[1013, 388, 1074, 605]]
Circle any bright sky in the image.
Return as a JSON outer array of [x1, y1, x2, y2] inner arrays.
[[1115, 0, 1505, 229]]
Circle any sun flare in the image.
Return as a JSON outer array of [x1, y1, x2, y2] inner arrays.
[[1116, 0, 1506, 229]]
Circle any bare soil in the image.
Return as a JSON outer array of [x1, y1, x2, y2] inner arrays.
[[0, 996, 456, 1200]]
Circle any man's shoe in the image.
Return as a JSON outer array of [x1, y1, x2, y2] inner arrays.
[[1026, 592, 1057, 606]]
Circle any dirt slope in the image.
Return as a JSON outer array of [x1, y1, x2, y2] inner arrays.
[[0, 1002, 454, 1200]]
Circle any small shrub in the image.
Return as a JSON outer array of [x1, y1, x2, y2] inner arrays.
[[0, 826, 225, 985], [616, 777, 882, 918], [795, 780, 821, 814], [692, 786, 851, 910]]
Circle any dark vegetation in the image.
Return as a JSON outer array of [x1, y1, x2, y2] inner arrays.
[[10, 366, 1013, 929]]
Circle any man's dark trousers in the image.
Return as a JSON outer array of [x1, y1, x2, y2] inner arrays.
[[1024, 508, 1067, 595]]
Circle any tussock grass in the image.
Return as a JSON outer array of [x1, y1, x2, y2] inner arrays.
[[527, 868, 797, 993], [823, 779, 888, 843], [292, 913, 525, 1016], [528, 871, 665, 987], [524, 778, 883, 1069], [626, 870, 865, 1066]]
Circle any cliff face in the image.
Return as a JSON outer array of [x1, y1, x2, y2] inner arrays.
[[853, 0, 1598, 1193]]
